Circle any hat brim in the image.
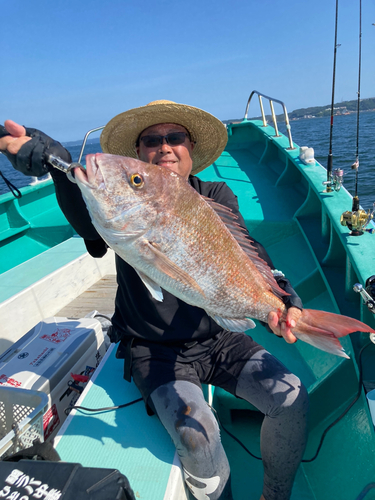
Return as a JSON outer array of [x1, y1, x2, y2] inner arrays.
[[100, 102, 228, 175]]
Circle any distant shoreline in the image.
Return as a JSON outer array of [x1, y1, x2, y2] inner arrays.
[[64, 99, 375, 145], [224, 97, 375, 124], [289, 107, 375, 121]]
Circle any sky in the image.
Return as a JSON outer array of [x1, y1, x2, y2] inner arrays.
[[1, 0, 375, 142]]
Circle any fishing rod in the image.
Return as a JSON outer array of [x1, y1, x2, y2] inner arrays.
[[352, 0, 362, 209], [340, 0, 374, 235], [324, 0, 343, 193]]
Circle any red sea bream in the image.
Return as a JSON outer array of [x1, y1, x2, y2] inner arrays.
[[73, 153, 375, 358]]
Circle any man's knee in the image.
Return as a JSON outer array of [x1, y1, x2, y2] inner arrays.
[[271, 374, 309, 418], [174, 401, 220, 455], [286, 374, 308, 407]]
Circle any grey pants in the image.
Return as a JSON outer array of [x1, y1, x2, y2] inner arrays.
[[150, 349, 309, 500]]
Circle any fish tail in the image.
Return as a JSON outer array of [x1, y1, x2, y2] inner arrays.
[[293, 309, 375, 358]]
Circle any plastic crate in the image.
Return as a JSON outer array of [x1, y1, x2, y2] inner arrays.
[[0, 386, 48, 458]]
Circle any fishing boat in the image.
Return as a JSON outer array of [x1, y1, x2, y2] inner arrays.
[[0, 89, 375, 499]]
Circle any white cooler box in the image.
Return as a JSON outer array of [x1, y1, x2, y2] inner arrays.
[[0, 317, 107, 442]]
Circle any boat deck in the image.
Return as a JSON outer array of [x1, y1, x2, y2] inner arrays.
[[56, 274, 117, 318]]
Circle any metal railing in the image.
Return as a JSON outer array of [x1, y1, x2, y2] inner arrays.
[[243, 90, 295, 150], [77, 126, 105, 164]]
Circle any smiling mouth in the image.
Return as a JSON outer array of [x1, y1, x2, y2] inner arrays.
[[157, 160, 177, 166]]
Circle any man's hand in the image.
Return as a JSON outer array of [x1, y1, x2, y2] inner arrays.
[[0, 120, 71, 177], [267, 307, 301, 343]]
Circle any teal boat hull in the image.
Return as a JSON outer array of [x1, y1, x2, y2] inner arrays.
[[0, 180, 75, 275], [1, 116, 375, 499]]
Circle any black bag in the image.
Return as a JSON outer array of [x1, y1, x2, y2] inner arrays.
[[0, 460, 136, 500]]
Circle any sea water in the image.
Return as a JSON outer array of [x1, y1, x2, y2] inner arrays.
[[0, 112, 374, 209], [279, 111, 375, 211]]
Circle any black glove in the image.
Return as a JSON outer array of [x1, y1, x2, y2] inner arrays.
[[0, 125, 71, 177], [275, 275, 303, 311]]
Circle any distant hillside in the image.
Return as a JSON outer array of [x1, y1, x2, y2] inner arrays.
[[224, 97, 375, 123], [288, 97, 375, 120]]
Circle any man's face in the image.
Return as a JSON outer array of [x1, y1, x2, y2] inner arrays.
[[136, 123, 195, 180]]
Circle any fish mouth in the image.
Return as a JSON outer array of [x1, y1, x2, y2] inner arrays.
[[74, 154, 104, 189]]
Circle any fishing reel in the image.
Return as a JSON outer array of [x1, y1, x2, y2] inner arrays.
[[322, 168, 344, 192], [353, 276, 375, 315], [340, 198, 375, 236]]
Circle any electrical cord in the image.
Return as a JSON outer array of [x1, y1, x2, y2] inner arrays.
[[212, 341, 373, 464], [355, 483, 375, 500], [210, 406, 262, 461], [64, 397, 143, 416], [63, 312, 142, 415], [94, 313, 113, 322], [302, 341, 371, 463]]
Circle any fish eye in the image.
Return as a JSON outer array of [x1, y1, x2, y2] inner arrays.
[[130, 173, 144, 188]]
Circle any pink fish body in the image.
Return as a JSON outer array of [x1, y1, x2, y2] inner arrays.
[[74, 153, 375, 358]]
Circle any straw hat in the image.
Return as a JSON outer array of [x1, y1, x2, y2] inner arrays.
[[100, 100, 228, 175]]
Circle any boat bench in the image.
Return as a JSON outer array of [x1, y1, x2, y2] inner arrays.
[[0, 181, 75, 275], [55, 346, 188, 500], [0, 236, 115, 355]]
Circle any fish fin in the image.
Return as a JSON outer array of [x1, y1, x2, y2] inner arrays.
[[145, 241, 206, 297], [293, 309, 375, 358], [293, 332, 350, 358], [211, 315, 256, 332], [135, 269, 164, 302], [202, 197, 286, 299]]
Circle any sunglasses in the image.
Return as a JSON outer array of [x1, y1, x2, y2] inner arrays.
[[139, 132, 189, 148]]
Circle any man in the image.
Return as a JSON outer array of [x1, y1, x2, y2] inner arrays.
[[0, 100, 308, 500]]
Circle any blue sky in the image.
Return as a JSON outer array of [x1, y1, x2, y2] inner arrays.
[[2, 0, 375, 142]]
